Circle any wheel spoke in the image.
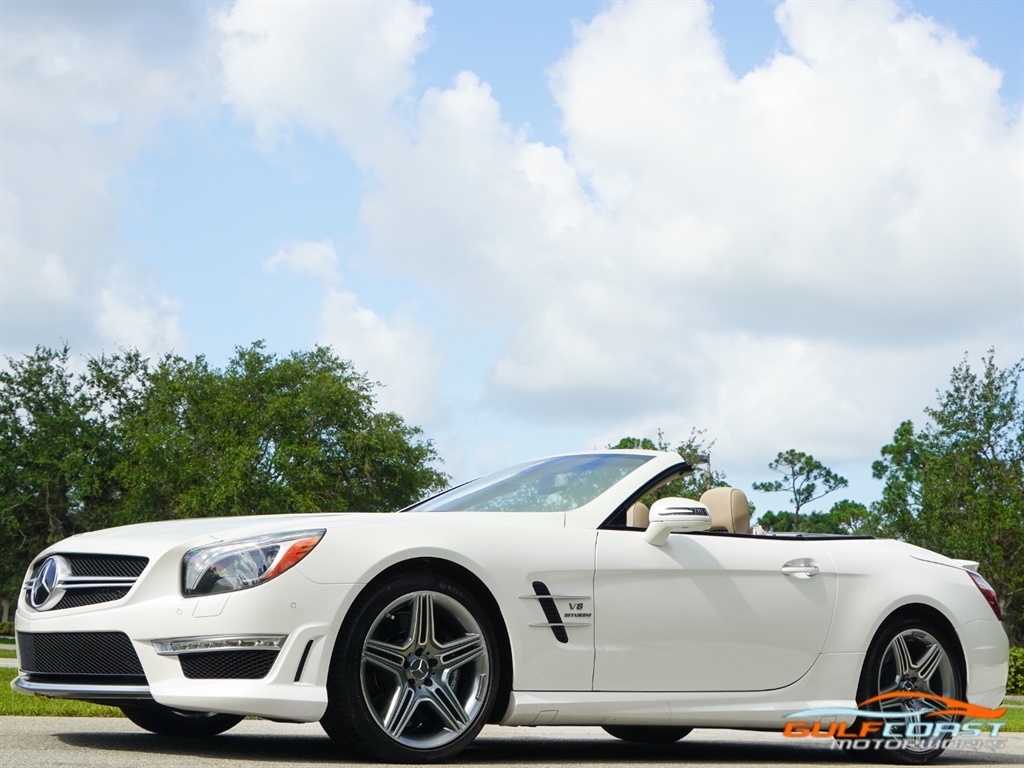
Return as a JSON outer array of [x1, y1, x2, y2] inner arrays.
[[878, 681, 902, 696], [363, 639, 407, 678], [384, 684, 420, 739], [890, 634, 913, 677], [914, 693, 953, 721], [435, 633, 485, 671], [915, 643, 945, 686], [878, 695, 907, 712], [411, 593, 436, 649], [427, 679, 471, 733]]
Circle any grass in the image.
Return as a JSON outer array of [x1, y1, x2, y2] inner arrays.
[[0, 649, 15, 659], [998, 705, 1024, 733], [0, 668, 123, 717]]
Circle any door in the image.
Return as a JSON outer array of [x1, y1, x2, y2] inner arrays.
[[593, 530, 837, 691]]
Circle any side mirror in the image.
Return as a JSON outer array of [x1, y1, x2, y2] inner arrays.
[[643, 497, 713, 546]]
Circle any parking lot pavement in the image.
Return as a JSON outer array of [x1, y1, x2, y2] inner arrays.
[[0, 718, 1021, 768]]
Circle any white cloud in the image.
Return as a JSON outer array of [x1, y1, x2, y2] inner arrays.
[[487, 0, 1022, 415], [546, 0, 1020, 333], [359, 71, 596, 314], [257, 238, 442, 425], [0, 0, 206, 358], [96, 275, 187, 359], [215, 1, 449, 425], [319, 287, 442, 426], [217, 0, 432, 151], [263, 239, 341, 284]]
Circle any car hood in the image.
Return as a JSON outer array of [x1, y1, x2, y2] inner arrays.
[[32, 510, 565, 561]]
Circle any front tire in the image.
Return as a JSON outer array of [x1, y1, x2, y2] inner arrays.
[[321, 572, 499, 763], [849, 616, 964, 764], [120, 704, 243, 737], [602, 725, 692, 743]]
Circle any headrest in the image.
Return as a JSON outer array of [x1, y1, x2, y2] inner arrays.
[[626, 501, 650, 528], [699, 487, 750, 534]]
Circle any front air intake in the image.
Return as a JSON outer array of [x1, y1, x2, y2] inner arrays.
[[17, 631, 147, 686]]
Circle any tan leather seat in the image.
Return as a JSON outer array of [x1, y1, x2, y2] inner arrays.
[[626, 501, 650, 528], [699, 487, 750, 534]]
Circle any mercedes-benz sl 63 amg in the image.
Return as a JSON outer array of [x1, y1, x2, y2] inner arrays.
[[13, 451, 1009, 763]]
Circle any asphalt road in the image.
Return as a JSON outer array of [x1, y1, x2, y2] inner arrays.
[[0, 718, 1020, 768]]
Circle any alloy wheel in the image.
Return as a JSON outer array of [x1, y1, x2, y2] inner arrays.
[[359, 590, 491, 750]]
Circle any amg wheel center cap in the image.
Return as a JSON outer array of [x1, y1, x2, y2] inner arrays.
[[28, 555, 69, 611], [408, 656, 431, 682]]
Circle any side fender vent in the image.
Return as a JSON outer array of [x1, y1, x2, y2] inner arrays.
[[531, 581, 569, 644]]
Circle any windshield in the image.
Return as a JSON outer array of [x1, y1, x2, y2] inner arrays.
[[408, 453, 653, 512]]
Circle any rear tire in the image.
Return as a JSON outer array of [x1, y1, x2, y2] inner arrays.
[[847, 616, 964, 764], [320, 572, 500, 763], [120, 704, 243, 737], [602, 725, 692, 743]]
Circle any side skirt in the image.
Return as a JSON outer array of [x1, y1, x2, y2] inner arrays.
[[500, 651, 863, 728]]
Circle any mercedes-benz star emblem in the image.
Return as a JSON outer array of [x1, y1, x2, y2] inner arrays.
[[29, 555, 69, 611], [408, 656, 431, 682]]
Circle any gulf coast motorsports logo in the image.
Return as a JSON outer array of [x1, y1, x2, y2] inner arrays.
[[784, 693, 1008, 753]]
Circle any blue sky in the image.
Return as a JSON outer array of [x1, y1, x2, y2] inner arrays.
[[2, 0, 1022, 515]]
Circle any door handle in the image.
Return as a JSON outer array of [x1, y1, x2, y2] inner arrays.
[[781, 559, 820, 578]]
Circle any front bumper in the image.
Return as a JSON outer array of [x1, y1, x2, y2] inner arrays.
[[13, 571, 361, 722]]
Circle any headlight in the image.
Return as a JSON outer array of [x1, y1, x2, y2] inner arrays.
[[182, 529, 325, 597]]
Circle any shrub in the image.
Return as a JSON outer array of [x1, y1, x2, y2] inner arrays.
[[0, 622, 13, 637], [1008, 647, 1024, 695]]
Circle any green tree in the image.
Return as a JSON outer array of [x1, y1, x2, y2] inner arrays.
[[753, 449, 848, 529], [610, 428, 730, 502], [873, 351, 1023, 643], [824, 499, 877, 535], [0, 346, 144, 622], [114, 342, 448, 521], [755, 509, 797, 533], [758, 500, 876, 535]]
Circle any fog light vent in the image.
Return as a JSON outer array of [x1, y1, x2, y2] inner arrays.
[[179, 650, 278, 679]]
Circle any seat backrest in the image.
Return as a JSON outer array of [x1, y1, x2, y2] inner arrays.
[[626, 501, 650, 528], [699, 487, 750, 534]]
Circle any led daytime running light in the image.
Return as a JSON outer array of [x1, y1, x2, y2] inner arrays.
[[154, 634, 287, 656]]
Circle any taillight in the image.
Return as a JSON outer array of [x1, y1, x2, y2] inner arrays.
[[967, 570, 1002, 621]]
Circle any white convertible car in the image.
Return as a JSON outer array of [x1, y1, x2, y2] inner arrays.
[[13, 451, 1009, 764]]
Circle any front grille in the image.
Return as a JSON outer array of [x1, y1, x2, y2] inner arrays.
[[179, 650, 278, 679], [65, 555, 148, 579], [54, 588, 132, 610], [18, 631, 146, 684], [24, 554, 148, 612]]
